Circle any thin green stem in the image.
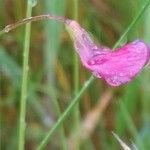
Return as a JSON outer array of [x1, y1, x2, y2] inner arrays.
[[72, 0, 80, 149], [142, 4, 150, 124], [18, 1, 32, 150], [37, 76, 95, 150], [113, 0, 150, 50], [37, 1, 150, 149]]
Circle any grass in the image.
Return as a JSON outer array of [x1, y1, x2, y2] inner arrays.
[[1, 0, 150, 150], [72, 0, 80, 149], [37, 0, 150, 149], [37, 76, 95, 149], [18, 1, 32, 150], [43, 0, 67, 150]]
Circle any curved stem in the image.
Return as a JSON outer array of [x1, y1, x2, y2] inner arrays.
[[0, 14, 69, 35]]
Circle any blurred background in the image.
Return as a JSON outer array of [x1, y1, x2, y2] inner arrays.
[[1, 0, 150, 149]]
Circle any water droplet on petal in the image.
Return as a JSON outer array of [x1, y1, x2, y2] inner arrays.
[[92, 45, 98, 50], [119, 73, 124, 77], [88, 60, 96, 65], [132, 39, 141, 44], [92, 71, 102, 78], [108, 76, 122, 86], [81, 32, 93, 45]]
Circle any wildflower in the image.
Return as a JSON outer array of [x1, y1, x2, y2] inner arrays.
[[67, 20, 150, 86], [1, 15, 150, 86]]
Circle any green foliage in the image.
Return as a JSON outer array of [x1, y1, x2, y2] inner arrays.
[[1, 0, 150, 150]]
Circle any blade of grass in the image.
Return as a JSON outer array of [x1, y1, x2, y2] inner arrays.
[[119, 101, 146, 150], [0, 47, 21, 86], [113, 0, 150, 50], [142, 3, 150, 123], [18, 1, 33, 150], [37, 1, 150, 149], [138, 5, 150, 147], [72, 0, 80, 149], [37, 75, 95, 150], [43, 0, 67, 149], [112, 132, 131, 150], [0, 103, 1, 149], [115, 81, 140, 135]]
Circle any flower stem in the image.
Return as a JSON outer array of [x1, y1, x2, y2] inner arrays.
[[113, 0, 150, 50], [0, 15, 68, 35], [37, 76, 95, 150], [18, 1, 32, 150], [37, 1, 150, 149]]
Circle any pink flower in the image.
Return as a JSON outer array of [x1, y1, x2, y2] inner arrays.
[[67, 20, 150, 86]]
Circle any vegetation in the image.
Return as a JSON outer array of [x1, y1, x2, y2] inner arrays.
[[1, 0, 150, 149]]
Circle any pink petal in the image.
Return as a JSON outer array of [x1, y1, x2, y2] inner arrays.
[[67, 20, 98, 68], [67, 20, 150, 86], [88, 40, 150, 86]]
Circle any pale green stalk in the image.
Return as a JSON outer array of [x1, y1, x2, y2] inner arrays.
[[18, 1, 32, 150], [36, 1, 150, 148], [113, 0, 150, 50], [37, 76, 95, 150], [43, 0, 67, 149], [72, 0, 80, 149], [142, 3, 150, 123]]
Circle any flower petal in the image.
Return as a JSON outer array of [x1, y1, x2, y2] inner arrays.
[[66, 20, 150, 86], [67, 20, 100, 68], [88, 40, 150, 86]]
